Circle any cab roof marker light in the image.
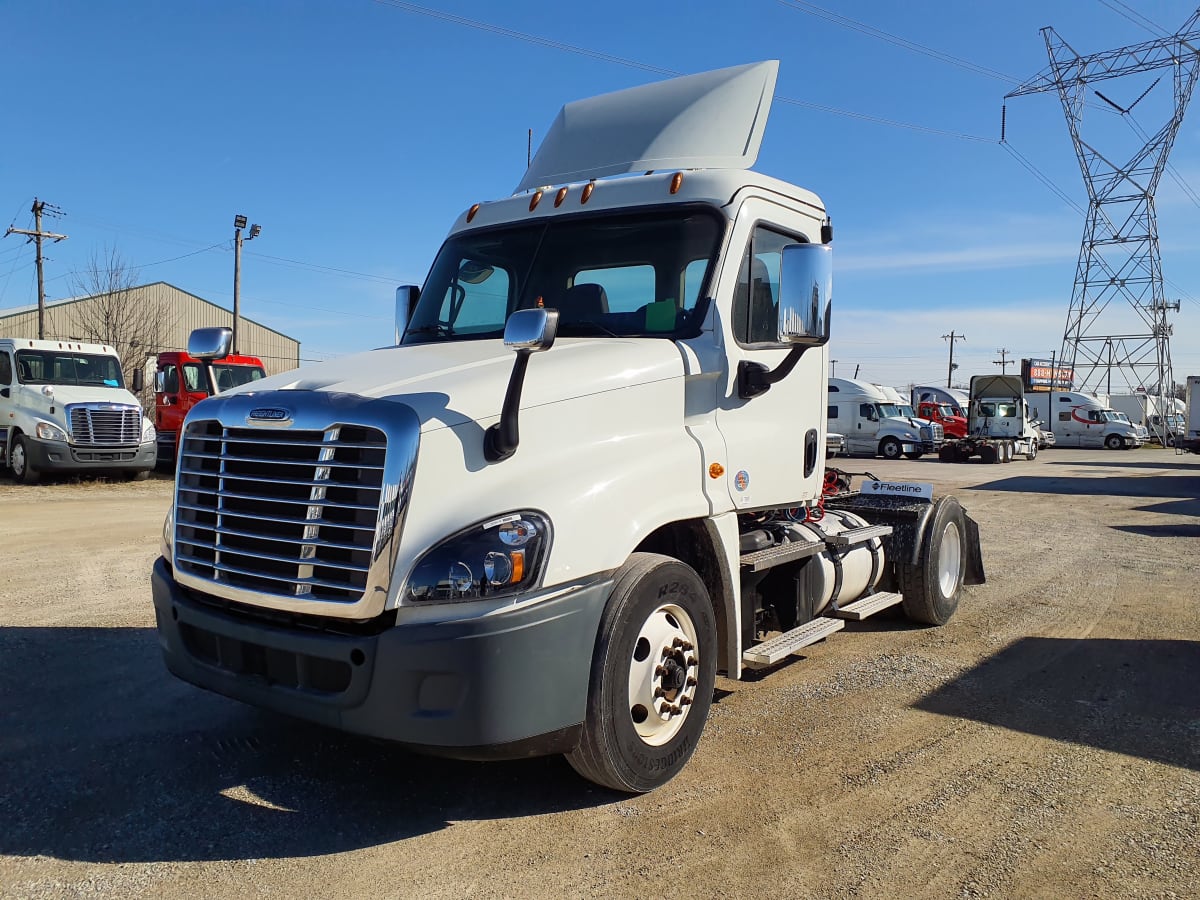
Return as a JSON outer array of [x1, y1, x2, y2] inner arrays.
[[466, 203, 481, 223], [670, 172, 684, 194], [529, 190, 543, 212], [554, 187, 568, 208], [581, 181, 595, 204]]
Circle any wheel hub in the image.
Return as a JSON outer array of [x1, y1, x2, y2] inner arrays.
[[628, 604, 700, 746]]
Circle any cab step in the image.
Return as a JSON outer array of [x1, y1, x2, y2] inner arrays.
[[742, 617, 845, 667], [739, 539, 824, 573], [830, 591, 903, 621], [825, 524, 892, 547]]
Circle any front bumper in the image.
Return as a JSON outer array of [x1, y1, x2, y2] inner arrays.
[[151, 557, 613, 758], [26, 436, 155, 473]]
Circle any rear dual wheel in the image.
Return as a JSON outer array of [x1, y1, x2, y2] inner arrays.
[[899, 496, 967, 626], [567, 553, 717, 793]]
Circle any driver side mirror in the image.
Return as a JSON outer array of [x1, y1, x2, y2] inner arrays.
[[777, 242, 832, 345], [395, 285, 420, 344], [132, 368, 144, 393], [188, 327, 233, 360]]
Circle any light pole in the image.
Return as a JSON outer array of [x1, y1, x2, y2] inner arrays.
[[232, 214, 261, 356]]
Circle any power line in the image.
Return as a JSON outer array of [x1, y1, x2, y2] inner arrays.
[[1096, 0, 1169, 37]]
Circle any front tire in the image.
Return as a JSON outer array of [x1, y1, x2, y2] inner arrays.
[[567, 553, 717, 793], [899, 496, 967, 626], [879, 437, 903, 460], [1105, 434, 1123, 450], [11, 435, 39, 484]]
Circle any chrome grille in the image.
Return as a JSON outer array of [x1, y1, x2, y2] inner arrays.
[[175, 420, 388, 604], [68, 404, 141, 445]]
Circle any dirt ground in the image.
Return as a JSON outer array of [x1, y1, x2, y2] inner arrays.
[[2, 448, 1198, 899]]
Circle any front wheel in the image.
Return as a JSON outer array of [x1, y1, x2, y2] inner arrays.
[[1105, 434, 1124, 450], [879, 437, 903, 460], [899, 496, 967, 625], [1027, 440, 1037, 460], [567, 553, 717, 793], [10, 435, 39, 484]]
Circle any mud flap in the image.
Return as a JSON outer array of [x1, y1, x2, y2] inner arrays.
[[962, 512, 985, 586]]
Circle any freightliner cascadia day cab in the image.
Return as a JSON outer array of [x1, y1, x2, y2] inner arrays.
[[0, 337, 156, 483], [1026, 391, 1144, 449], [153, 348, 266, 467], [939, 374, 1040, 463], [151, 62, 985, 793], [826, 377, 944, 459]]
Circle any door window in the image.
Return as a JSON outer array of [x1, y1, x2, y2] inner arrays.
[[732, 226, 801, 345], [0, 353, 11, 385], [161, 364, 179, 394]]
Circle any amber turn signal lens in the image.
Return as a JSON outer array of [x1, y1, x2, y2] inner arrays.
[[466, 203, 480, 223], [709, 463, 724, 479]]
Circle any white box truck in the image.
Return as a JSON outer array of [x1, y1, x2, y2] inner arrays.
[[1026, 391, 1144, 449], [0, 338, 156, 483], [150, 62, 984, 793], [827, 377, 944, 459], [1185, 377, 1200, 453], [1108, 393, 1185, 446]]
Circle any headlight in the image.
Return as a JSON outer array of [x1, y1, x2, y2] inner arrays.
[[404, 512, 551, 604], [919, 425, 933, 439], [161, 506, 174, 561], [35, 421, 68, 441], [142, 417, 157, 442]]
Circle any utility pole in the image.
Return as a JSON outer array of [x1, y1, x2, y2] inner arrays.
[[942, 331, 965, 388], [4, 198, 67, 339], [232, 214, 261, 355], [994, 348, 1011, 373], [830, 359, 838, 377]]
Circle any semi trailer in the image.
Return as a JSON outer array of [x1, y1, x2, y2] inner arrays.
[[150, 61, 985, 793]]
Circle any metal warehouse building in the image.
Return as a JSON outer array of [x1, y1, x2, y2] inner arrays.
[[0, 281, 300, 377]]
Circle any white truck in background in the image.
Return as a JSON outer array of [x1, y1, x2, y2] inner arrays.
[[150, 62, 984, 794], [1108, 393, 1185, 446], [1026, 391, 1144, 450], [827, 377, 944, 459], [912, 385, 968, 417], [939, 374, 1039, 463], [1184, 377, 1200, 453], [0, 337, 156, 483]]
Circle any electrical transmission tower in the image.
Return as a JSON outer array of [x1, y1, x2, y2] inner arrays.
[[1005, 9, 1200, 438]]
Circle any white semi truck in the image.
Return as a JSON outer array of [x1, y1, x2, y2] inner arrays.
[[1107, 393, 1185, 446], [0, 337, 156, 483], [939, 374, 1039, 463], [150, 62, 984, 793], [827, 377, 944, 459], [1026, 391, 1143, 449]]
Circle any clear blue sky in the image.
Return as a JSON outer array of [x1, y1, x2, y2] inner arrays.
[[4, 0, 1200, 389]]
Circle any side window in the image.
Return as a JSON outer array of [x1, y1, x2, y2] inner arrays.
[[1089, 410, 1103, 423], [162, 364, 179, 394], [732, 226, 799, 345], [980, 403, 996, 417], [1059, 411, 1071, 422], [573, 265, 655, 314], [859, 403, 876, 420], [182, 364, 207, 394], [0, 353, 11, 385], [827, 405, 838, 419]]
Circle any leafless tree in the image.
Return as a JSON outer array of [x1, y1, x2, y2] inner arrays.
[[69, 246, 175, 406]]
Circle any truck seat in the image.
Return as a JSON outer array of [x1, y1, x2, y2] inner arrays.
[[557, 283, 609, 324]]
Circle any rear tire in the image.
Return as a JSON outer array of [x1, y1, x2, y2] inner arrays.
[[899, 496, 967, 626], [566, 553, 717, 793], [11, 435, 39, 485], [980, 444, 999, 464], [1027, 440, 1037, 460]]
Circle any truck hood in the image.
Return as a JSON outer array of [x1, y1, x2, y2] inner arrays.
[[25, 385, 143, 411], [224, 339, 687, 431]]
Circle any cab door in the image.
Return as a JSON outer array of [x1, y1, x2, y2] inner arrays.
[[712, 197, 828, 510]]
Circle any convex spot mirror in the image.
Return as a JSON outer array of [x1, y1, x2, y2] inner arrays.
[[188, 327, 233, 360], [777, 242, 832, 345]]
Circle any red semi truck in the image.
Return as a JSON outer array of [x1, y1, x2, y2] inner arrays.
[[153, 349, 265, 467], [915, 401, 968, 439]]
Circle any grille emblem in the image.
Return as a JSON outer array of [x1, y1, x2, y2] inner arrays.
[[248, 407, 292, 425]]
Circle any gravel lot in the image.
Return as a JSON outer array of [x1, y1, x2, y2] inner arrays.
[[2, 448, 1199, 898]]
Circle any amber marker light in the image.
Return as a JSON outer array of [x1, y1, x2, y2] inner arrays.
[[554, 187, 568, 207], [466, 203, 481, 223], [529, 190, 543, 211], [670, 172, 684, 194], [510, 550, 525, 583], [581, 182, 595, 204], [709, 463, 725, 479]]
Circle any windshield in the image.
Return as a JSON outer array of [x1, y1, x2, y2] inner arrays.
[[938, 404, 958, 417], [876, 403, 901, 418], [1106, 411, 1128, 423], [16, 350, 125, 388], [403, 206, 723, 343], [897, 404, 917, 417], [212, 362, 266, 393]]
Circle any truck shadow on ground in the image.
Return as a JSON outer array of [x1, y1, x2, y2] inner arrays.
[[1040, 457, 1200, 471], [0, 626, 612, 864], [915, 637, 1200, 772], [964, 472, 1200, 501]]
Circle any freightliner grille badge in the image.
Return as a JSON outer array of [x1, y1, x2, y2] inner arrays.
[[248, 407, 292, 425]]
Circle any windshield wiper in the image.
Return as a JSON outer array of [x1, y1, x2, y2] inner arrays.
[[559, 319, 620, 337], [406, 323, 455, 338]]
